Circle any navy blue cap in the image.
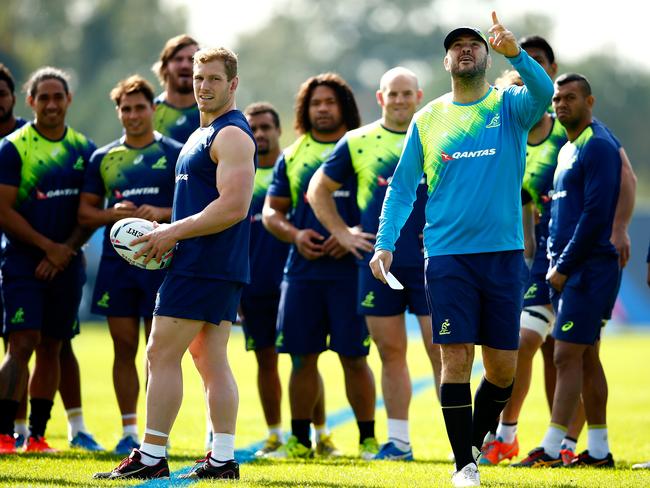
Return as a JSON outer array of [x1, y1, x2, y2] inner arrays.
[[444, 27, 489, 51]]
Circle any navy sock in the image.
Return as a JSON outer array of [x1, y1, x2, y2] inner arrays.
[[0, 399, 19, 436], [357, 420, 375, 444], [441, 383, 474, 469], [291, 419, 311, 448], [29, 398, 54, 438], [472, 377, 513, 449]]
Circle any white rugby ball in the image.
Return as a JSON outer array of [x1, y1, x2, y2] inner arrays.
[[110, 217, 173, 270]]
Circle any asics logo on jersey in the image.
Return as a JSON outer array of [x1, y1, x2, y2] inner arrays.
[[176, 174, 189, 182], [485, 114, 501, 128], [176, 115, 187, 126], [121, 187, 160, 198], [133, 155, 144, 165], [35, 188, 80, 200], [439, 319, 451, 335]]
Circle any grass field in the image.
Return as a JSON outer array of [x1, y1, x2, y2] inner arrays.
[[1, 323, 650, 487]]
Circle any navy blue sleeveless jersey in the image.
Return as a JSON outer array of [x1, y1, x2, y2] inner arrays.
[[83, 133, 182, 258], [170, 110, 256, 283]]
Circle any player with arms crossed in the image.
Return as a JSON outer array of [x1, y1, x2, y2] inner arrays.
[[370, 13, 552, 486], [94, 47, 256, 480]]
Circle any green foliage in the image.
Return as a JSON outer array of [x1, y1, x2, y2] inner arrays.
[[1, 0, 187, 147], [234, 0, 649, 199]]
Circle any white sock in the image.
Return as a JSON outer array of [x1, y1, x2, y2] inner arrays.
[[313, 424, 328, 443], [66, 408, 87, 439], [121, 414, 138, 438], [540, 424, 566, 458], [268, 425, 282, 438], [123, 425, 138, 440], [14, 420, 29, 438], [139, 441, 166, 465], [587, 425, 609, 459], [210, 433, 235, 463], [496, 422, 517, 444], [560, 437, 577, 452], [387, 418, 410, 451]]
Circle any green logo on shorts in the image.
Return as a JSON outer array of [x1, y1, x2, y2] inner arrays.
[[363, 335, 372, 348], [361, 291, 375, 308], [524, 283, 538, 300], [275, 332, 284, 348], [10, 307, 25, 324], [246, 336, 256, 350], [439, 319, 451, 335], [561, 321, 574, 332], [97, 292, 110, 308]]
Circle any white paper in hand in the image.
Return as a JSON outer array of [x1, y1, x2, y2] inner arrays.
[[379, 260, 404, 290]]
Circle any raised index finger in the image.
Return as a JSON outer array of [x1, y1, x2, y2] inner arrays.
[[492, 11, 500, 26]]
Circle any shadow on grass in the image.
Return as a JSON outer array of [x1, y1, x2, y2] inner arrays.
[[247, 455, 453, 468], [0, 474, 92, 487], [250, 479, 372, 488]]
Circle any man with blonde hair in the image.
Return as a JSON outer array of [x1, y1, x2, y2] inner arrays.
[[94, 47, 256, 480]]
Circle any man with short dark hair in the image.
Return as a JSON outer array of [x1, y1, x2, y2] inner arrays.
[[240, 101, 289, 456], [95, 47, 256, 480], [152, 34, 200, 143], [78, 74, 181, 455], [0, 67, 96, 454], [514, 73, 621, 468], [263, 73, 377, 459], [370, 13, 553, 486], [0, 64, 27, 138]]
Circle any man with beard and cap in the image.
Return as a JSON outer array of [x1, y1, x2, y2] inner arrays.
[[370, 12, 553, 486]]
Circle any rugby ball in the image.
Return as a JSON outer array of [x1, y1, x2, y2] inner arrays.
[[110, 217, 173, 270]]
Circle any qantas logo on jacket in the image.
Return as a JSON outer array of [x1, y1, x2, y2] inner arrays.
[[441, 148, 496, 161]]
